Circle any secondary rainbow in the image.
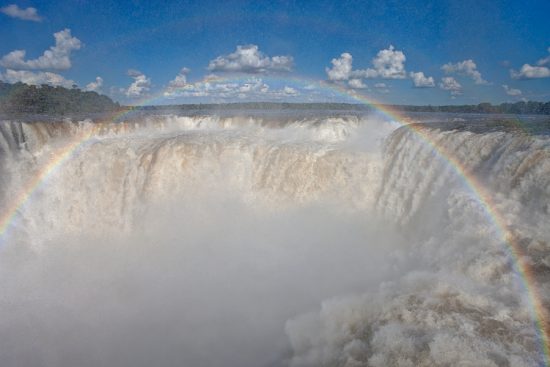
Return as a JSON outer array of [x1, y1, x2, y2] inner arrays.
[[0, 76, 547, 365]]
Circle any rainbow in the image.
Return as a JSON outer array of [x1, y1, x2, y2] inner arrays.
[[0, 76, 547, 365]]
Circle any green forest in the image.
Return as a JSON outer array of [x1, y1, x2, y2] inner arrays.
[[0, 82, 119, 114]]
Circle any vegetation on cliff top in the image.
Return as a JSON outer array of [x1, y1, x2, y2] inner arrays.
[[0, 82, 119, 114]]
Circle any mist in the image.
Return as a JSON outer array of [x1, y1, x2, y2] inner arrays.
[[0, 193, 410, 367], [0, 113, 547, 366]]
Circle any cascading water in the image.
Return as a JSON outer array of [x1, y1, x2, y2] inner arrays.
[[0, 113, 548, 367]]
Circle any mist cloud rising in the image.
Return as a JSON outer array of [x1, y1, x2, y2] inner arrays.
[[0, 113, 547, 367], [0, 185, 406, 367]]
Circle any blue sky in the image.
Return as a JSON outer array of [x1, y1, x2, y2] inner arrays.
[[0, 0, 549, 105]]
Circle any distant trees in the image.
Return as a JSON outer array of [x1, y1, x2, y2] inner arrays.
[[0, 82, 119, 114], [391, 101, 550, 115], [144, 101, 550, 115], [0, 81, 549, 115], [497, 101, 550, 115]]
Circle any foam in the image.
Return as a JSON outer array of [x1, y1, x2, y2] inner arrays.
[[0, 115, 548, 366]]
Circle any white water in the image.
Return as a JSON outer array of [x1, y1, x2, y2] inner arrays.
[[0, 114, 548, 366]]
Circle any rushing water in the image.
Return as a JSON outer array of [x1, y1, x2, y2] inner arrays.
[[0, 111, 548, 367]]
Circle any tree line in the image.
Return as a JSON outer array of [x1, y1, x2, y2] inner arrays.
[[0, 82, 119, 114], [1, 81, 549, 115], [390, 101, 550, 115], [144, 101, 550, 115]]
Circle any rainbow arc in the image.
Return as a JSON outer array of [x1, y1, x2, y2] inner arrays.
[[0, 76, 547, 366]]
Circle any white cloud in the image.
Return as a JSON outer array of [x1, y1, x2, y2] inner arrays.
[[127, 69, 143, 77], [270, 56, 293, 71], [239, 83, 254, 93], [502, 84, 522, 96], [325, 46, 406, 90], [164, 77, 273, 99], [0, 29, 81, 70], [441, 59, 488, 84], [283, 86, 298, 96], [163, 67, 190, 96], [1, 4, 41, 21], [207, 45, 293, 73], [85, 77, 103, 92], [509, 47, 550, 79], [439, 76, 462, 95], [125, 70, 151, 98], [510, 64, 550, 79], [348, 78, 366, 89], [239, 79, 270, 93], [409, 71, 435, 87], [161, 76, 304, 101], [326, 53, 353, 81], [364, 45, 406, 79], [170, 68, 189, 87], [0, 69, 75, 88]]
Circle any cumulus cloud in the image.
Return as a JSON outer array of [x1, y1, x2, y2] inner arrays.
[[0, 4, 42, 21], [163, 67, 190, 96], [0, 29, 81, 70], [0, 69, 75, 88], [344, 46, 407, 80], [125, 69, 151, 98], [439, 77, 462, 95], [326, 53, 353, 81], [510, 64, 550, 79], [207, 45, 293, 73], [441, 59, 488, 84], [326, 46, 406, 91], [85, 77, 103, 92], [364, 45, 407, 79], [502, 84, 522, 96], [509, 48, 550, 79], [409, 71, 435, 87], [348, 78, 367, 89], [282, 86, 298, 96]]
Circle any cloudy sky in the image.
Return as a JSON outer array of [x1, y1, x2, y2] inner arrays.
[[0, 0, 549, 105]]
